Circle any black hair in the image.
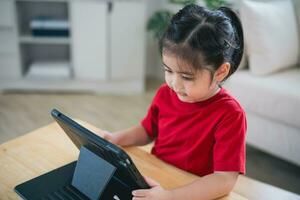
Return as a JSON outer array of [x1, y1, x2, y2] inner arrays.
[[160, 4, 244, 81]]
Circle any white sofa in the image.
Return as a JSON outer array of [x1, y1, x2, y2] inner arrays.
[[225, 0, 300, 166], [225, 68, 300, 166]]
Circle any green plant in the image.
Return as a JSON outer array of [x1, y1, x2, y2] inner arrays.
[[204, 0, 228, 10], [169, 0, 197, 5], [146, 10, 173, 40], [147, 0, 228, 40]]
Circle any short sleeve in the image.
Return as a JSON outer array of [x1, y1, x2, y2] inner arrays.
[[140, 87, 163, 139], [213, 110, 247, 174]]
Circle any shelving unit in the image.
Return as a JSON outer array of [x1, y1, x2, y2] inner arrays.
[[19, 36, 71, 45], [16, 0, 72, 80], [0, 0, 146, 93], [20, 43, 71, 79], [16, 0, 69, 36]]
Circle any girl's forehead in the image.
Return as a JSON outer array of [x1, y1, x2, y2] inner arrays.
[[162, 53, 196, 73]]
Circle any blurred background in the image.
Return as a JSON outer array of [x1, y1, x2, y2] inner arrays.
[[0, 0, 299, 197]]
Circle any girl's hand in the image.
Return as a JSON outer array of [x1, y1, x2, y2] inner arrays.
[[132, 177, 174, 200], [96, 130, 119, 145]]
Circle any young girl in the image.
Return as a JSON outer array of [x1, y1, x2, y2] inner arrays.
[[98, 4, 246, 200]]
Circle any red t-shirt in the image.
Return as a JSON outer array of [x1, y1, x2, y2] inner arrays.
[[141, 84, 246, 176]]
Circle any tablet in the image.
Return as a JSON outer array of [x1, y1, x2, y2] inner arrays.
[[51, 109, 149, 190]]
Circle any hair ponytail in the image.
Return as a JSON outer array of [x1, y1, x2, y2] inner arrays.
[[217, 7, 244, 77]]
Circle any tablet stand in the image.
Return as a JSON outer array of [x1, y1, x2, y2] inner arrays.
[[14, 146, 133, 200], [71, 146, 131, 200]]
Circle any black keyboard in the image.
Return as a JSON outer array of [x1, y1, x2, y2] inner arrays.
[[41, 185, 89, 200]]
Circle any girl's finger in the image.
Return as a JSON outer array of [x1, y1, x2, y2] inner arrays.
[[132, 198, 144, 200], [96, 130, 110, 138], [143, 176, 160, 187], [132, 189, 149, 197]]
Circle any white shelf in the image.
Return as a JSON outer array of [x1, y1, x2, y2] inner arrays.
[[25, 60, 71, 79], [0, 0, 146, 93], [19, 35, 70, 44]]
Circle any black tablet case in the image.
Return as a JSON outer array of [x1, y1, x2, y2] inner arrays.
[[14, 109, 148, 200], [15, 146, 133, 200]]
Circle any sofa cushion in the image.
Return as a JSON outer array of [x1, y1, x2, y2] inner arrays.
[[240, 0, 299, 75], [293, 0, 300, 63], [225, 68, 300, 129]]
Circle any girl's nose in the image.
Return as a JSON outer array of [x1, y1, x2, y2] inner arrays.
[[171, 76, 183, 91]]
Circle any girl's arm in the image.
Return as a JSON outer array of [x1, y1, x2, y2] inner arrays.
[[97, 125, 152, 147], [133, 171, 239, 200], [170, 172, 239, 200]]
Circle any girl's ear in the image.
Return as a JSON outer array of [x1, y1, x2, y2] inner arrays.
[[214, 62, 231, 83]]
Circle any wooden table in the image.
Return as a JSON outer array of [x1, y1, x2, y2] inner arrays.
[[0, 121, 299, 200]]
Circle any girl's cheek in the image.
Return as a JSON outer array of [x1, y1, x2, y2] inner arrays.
[[165, 74, 171, 86]]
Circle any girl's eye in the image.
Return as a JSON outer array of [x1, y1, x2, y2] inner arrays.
[[164, 68, 172, 73], [182, 76, 194, 81]]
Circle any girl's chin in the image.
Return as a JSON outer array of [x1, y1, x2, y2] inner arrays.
[[177, 94, 208, 103], [177, 94, 194, 103]]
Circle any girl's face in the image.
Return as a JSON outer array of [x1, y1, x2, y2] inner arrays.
[[163, 53, 220, 103]]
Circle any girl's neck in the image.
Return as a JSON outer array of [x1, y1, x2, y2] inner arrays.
[[200, 85, 221, 102]]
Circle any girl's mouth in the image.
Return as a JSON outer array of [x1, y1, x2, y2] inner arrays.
[[176, 92, 187, 97]]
